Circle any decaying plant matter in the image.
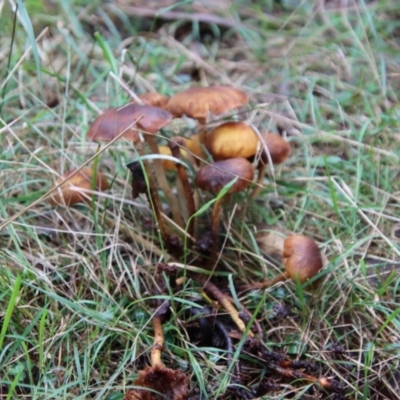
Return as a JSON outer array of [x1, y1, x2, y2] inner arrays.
[[125, 266, 189, 400]]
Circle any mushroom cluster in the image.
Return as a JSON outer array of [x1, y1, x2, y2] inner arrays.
[[47, 86, 292, 263], [45, 86, 332, 397]]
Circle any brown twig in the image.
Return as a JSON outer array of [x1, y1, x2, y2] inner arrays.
[[196, 275, 254, 337]]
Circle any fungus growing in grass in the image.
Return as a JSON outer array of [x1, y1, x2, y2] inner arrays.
[[283, 234, 323, 284], [242, 234, 323, 290], [87, 103, 172, 142], [167, 86, 249, 143], [195, 157, 254, 268], [49, 168, 108, 206], [258, 132, 291, 165], [87, 103, 185, 229], [251, 132, 290, 199], [206, 121, 259, 161]]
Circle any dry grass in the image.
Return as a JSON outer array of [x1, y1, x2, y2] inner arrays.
[[1, 1, 400, 399]]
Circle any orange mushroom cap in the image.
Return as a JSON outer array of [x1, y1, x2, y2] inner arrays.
[[166, 86, 248, 120], [206, 121, 259, 161], [283, 235, 323, 284], [86, 104, 172, 142], [49, 168, 109, 206], [195, 158, 254, 194]]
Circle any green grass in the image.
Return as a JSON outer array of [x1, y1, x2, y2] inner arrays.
[[1, 0, 400, 399]]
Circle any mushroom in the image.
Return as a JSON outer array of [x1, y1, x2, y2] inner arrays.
[[195, 158, 254, 268], [166, 86, 248, 143], [87, 104, 185, 229], [242, 234, 323, 290], [87, 103, 172, 143], [283, 234, 323, 284], [251, 132, 290, 199], [258, 132, 291, 165], [206, 121, 259, 161], [49, 168, 109, 206]]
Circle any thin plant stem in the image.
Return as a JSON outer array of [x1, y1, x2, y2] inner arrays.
[[209, 197, 222, 269], [197, 117, 207, 144], [251, 163, 267, 199], [144, 134, 185, 228]]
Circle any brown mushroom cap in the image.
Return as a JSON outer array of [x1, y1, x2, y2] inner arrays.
[[166, 86, 249, 120], [86, 104, 172, 142], [137, 92, 170, 109], [49, 168, 109, 206], [195, 158, 254, 194], [206, 121, 259, 161], [283, 235, 323, 283], [258, 133, 291, 165]]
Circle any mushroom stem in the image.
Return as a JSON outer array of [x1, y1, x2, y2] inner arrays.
[[127, 160, 169, 248], [251, 163, 267, 199], [144, 134, 185, 228], [168, 138, 196, 238], [209, 197, 223, 269], [151, 315, 165, 368], [197, 275, 254, 337], [197, 117, 207, 145]]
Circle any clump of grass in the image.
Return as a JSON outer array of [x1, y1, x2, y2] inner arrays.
[[1, 1, 400, 399]]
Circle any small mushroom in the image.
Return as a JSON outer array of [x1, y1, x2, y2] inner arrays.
[[206, 121, 259, 161], [242, 234, 323, 290], [87, 104, 185, 229], [167, 86, 248, 143], [251, 132, 290, 199], [49, 168, 108, 206], [195, 158, 254, 268], [86, 104, 173, 143], [283, 234, 323, 284], [258, 132, 291, 165]]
